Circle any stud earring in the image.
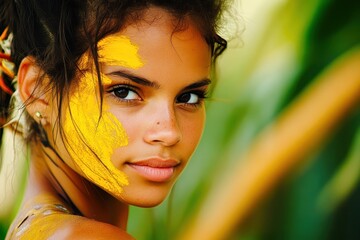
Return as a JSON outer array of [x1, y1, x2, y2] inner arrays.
[[34, 111, 50, 147], [35, 111, 43, 119], [35, 111, 47, 126]]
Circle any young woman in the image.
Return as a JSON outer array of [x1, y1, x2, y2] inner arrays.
[[0, 0, 227, 239]]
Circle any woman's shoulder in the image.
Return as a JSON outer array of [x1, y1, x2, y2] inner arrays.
[[6, 194, 134, 240], [50, 215, 135, 240]]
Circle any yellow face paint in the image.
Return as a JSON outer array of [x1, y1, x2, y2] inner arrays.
[[98, 35, 144, 68], [63, 35, 143, 198]]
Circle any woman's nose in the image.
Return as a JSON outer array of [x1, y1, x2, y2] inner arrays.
[[143, 105, 182, 147]]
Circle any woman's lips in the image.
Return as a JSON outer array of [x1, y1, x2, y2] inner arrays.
[[127, 158, 179, 182]]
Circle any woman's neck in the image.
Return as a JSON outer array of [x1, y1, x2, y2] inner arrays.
[[23, 141, 129, 229]]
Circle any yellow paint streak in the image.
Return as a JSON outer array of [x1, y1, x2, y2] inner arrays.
[[16, 214, 69, 239], [62, 35, 143, 197], [63, 71, 128, 197], [98, 35, 144, 68], [7, 194, 71, 239]]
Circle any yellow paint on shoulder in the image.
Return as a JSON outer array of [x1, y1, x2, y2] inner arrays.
[[6, 194, 72, 239]]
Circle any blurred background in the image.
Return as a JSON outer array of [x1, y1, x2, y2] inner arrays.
[[127, 0, 360, 239], [1, 0, 359, 239]]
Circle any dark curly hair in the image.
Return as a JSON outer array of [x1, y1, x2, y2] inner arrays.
[[0, 0, 228, 143]]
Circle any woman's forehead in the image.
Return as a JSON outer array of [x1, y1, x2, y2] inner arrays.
[[118, 8, 210, 67]]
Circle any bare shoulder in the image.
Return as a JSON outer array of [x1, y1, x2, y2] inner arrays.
[[51, 214, 135, 240], [6, 194, 134, 240], [7, 213, 134, 240]]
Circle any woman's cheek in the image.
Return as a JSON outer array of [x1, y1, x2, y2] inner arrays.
[[61, 34, 144, 198], [63, 72, 129, 198], [185, 110, 205, 146]]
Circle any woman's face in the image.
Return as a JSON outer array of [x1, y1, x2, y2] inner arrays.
[[55, 7, 211, 207]]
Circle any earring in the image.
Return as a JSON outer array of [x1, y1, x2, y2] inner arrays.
[[34, 111, 50, 147], [35, 111, 43, 119], [35, 111, 47, 125]]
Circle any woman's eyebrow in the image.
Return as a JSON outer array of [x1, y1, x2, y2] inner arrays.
[[107, 70, 211, 90], [107, 70, 160, 89], [183, 78, 212, 91]]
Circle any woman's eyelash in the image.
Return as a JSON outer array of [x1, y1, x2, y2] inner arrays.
[[194, 89, 209, 99]]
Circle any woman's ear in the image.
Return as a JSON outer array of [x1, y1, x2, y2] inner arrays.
[[18, 57, 50, 121]]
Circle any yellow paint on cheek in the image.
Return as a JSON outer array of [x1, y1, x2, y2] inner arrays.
[[63, 35, 143, 198], [63, 72, 128, 197], [98, 35, 144, 68]]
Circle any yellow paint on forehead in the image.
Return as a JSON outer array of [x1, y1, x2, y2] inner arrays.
[[63, 35, 143, 198], [98, 35, 144, 68]]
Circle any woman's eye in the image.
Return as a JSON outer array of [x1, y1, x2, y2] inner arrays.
[[176, 90, 206, 106], [177, 92, 200, 104], [111, 87, 141, 101]]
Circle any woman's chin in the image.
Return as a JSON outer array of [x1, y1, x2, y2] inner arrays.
[[119, 184, 174, 208], [131, 199, 164, 208], [123, 195, 168, 208]]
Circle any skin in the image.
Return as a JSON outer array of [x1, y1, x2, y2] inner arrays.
[[61, 35, 144, 199], [9, 6, 211, 239]]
